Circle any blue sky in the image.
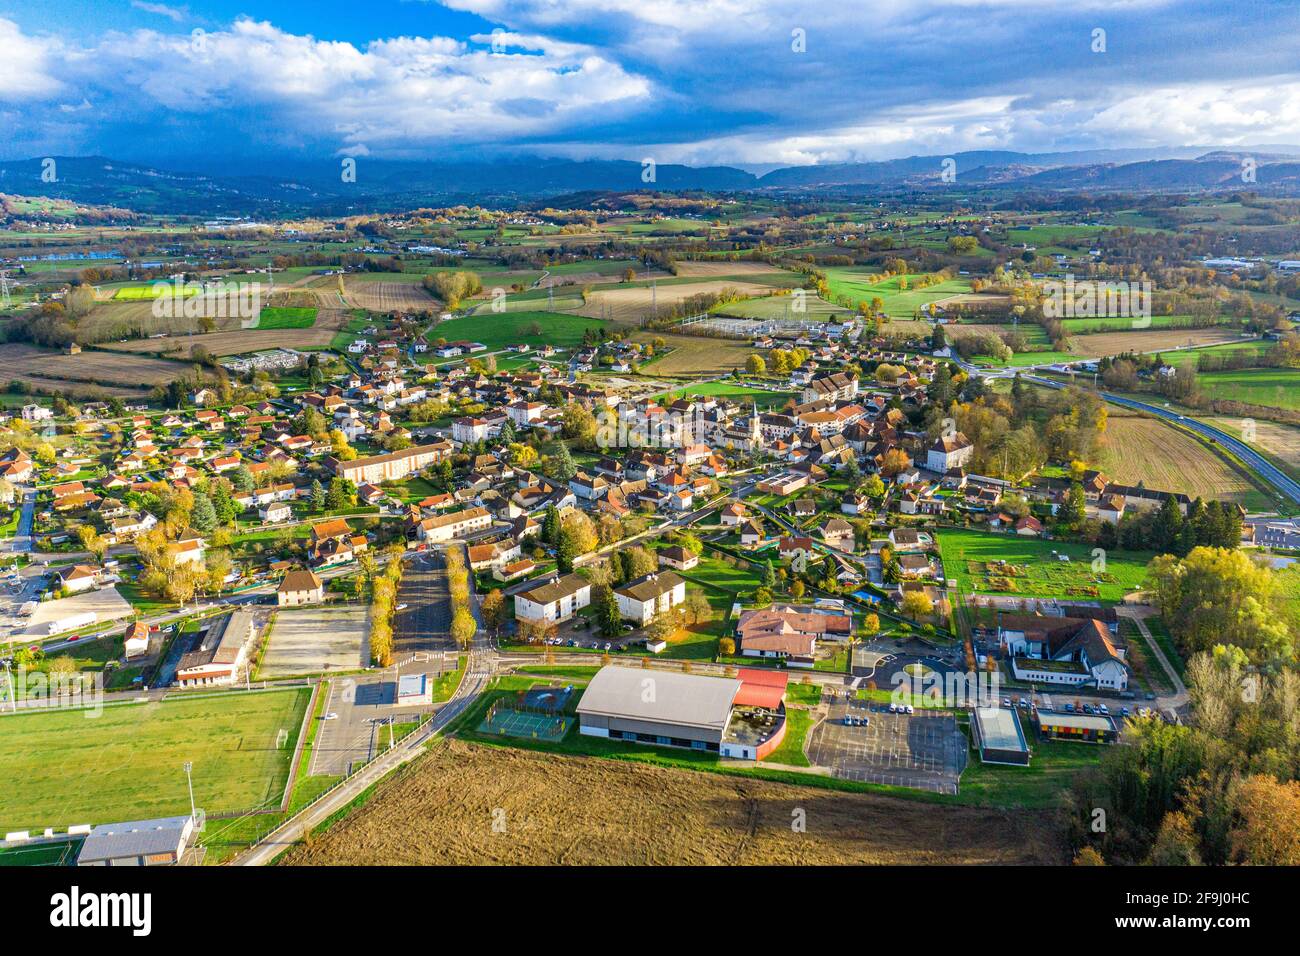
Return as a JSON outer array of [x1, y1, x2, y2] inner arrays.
[[2, 1, 1299, 168]]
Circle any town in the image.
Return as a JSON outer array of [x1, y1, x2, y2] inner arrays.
[[0, 1, 1297, 888]]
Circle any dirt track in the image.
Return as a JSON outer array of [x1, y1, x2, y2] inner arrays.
[[282, 740, 1066, 866]]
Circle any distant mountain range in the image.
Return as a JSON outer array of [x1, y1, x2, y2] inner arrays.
[[5, 147, 1300, 216]]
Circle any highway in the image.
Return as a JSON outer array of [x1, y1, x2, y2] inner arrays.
[[1024, 374, 1300, 506]]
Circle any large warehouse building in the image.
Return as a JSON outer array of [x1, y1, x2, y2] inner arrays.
[[576, 665, 788, 760]]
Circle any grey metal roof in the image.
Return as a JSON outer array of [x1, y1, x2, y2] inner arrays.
[[77, 816, 193, 863], [974, 707, 1028, 753], [576, 666, 740, 731]]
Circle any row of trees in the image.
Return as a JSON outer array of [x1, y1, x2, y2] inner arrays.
[[368, 555, 404, 666]]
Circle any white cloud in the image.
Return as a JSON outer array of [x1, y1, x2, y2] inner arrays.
[[0, 17, 652, 157], [130, 2, 188, 22], [0, 18, 65, 100]]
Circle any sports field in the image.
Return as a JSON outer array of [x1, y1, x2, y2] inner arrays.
[[0, 688, 310, 831], [936, 529, 1153, 602]]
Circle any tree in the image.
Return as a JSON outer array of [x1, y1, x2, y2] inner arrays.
[[879, 448, 911, 477], [1059, 482, 1087, 529], [683, 590, 711, 625], [1229, 775, 1300, 865], [556, 534, 576, 574], [76, 524, 108, 564], [189, 493, 217, 533], [900, 591, 934, 619], [719, 637, 736, 656], [541, 505, 561, 545], [595, 585, 621, 638], [309, 479, 326, 511], [746, 354, 766, 375], [560, 511, 599, 556], [480, 589, 505, 636], [549, 442, 577, 481], [450, 608, 477, 649], [1147, 547, 1292, 662]]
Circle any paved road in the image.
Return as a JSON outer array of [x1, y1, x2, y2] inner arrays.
[[234, 647, 493, 866], [1024, 374, 1300, 506]]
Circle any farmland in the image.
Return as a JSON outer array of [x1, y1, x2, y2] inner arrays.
[[283, 740, 1064, 865], [255, 307, 317, 330], [937, 528, 1154, 601], [0, 343, 185, 396], [821, 269, 973, 318], [1193, 368, 1300, 412], [1094, 409, 1270, 508], [0, 688, 310, 831], [576, 279, 785, 323], [428, 310, 612, 351], [1067, 327, 1248, 358], [635, 333, 757, 375]]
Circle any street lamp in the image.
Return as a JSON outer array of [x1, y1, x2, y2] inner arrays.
[[183, 761, 196, 821]]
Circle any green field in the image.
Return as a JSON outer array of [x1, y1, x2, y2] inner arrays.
[[428, 310, 611, 350], [1194, 367, 1300, 411], [0, 688, 310, 831], [659, 381, 797, 409], [256, 306, 317, 330], [937, 529, 1153, 602], [822, 269, 972, 318], [112, 283, 198, 300]]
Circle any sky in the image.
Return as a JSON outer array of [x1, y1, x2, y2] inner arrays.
[[2, 0, 1300, 169]]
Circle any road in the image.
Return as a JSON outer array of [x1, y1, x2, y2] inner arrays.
[[233, 641, 493, 866], [1024, 374, 1300, 505]]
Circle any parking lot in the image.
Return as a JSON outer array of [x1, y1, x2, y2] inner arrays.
[[393, 551, 452, 656], [807, 697, 967, 795]]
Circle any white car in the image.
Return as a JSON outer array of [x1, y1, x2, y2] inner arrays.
[[322, 712, 339, 721]]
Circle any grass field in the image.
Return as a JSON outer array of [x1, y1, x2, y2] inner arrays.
[[658, 381, 797, 409], [1194, 368, 1300, 412], [429, 310, 611, 351], [255, 307, 317, 330], [635, 333, 756, 375], [1095, 409, 1270, 508], [937, 528, 1153, 602], [821, 269, 973, 318], [0, 688, 310, 831]]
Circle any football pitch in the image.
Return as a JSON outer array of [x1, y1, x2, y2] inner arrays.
[[0, 687, 310, 832]]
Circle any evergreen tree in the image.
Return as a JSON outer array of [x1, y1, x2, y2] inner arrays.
[[310, 478, 326, 511], [551, 442, 577, 481], [190, 493, 217, 533], [542, 505, 561, 545], [596, 586, 621, 637], [1153, 495, 1184, 554]]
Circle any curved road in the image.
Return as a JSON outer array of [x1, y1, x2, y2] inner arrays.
[[1024, 374, 1300, 506]]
